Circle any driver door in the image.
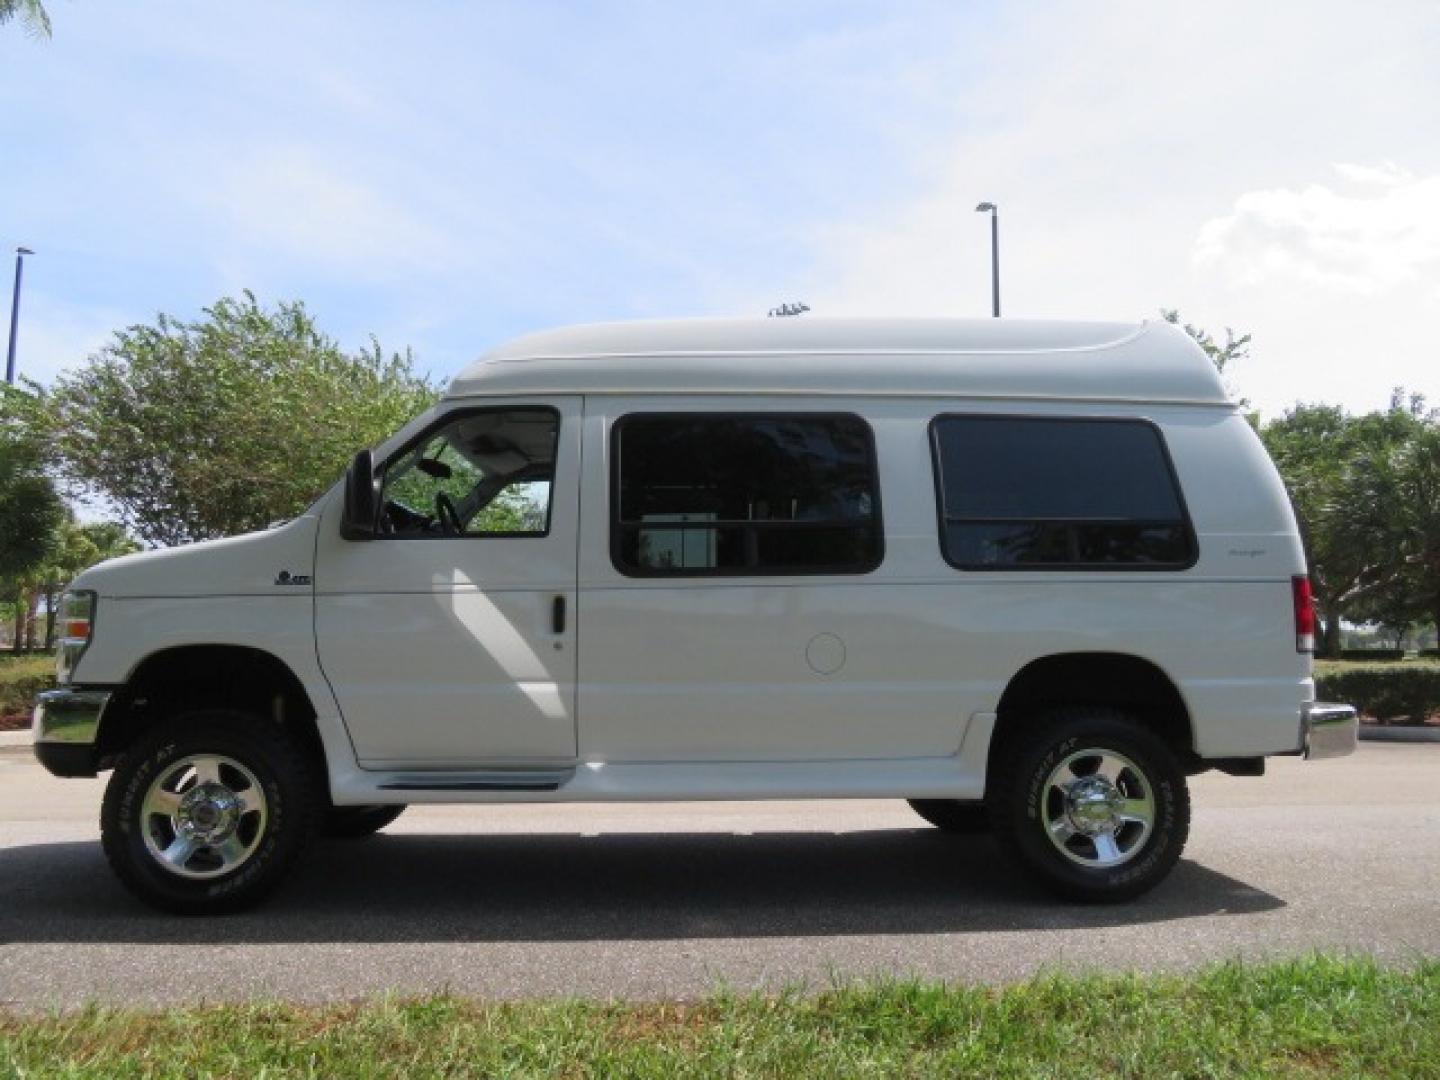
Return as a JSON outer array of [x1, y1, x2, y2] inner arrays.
[[315, 398, 581, 768]]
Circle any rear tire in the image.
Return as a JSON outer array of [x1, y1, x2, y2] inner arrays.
[[322, 804, 406, 839], [100, 711, 317, 915], [907, 799, 989, 834], [985, 707, 1189, 902]]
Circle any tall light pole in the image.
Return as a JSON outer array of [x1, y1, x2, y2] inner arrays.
[[974, 203, 999, 317], [6, 247, 34, 385]]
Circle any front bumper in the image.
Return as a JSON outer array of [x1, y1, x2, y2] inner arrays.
[[31, 688, 110, 777], [1302, 701, 1358, 760]]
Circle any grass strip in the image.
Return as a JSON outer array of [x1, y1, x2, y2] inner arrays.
[[2, 955, 1437, 1078]]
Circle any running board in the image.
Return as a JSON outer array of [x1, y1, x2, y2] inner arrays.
[[379, 768, 575, 793]]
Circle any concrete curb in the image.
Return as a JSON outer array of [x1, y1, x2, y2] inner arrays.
[[1358, 725, 1440, 743]]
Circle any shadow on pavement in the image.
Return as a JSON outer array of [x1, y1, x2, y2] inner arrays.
[[0, 829, 1283, 944]]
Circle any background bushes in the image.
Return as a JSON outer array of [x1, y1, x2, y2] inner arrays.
[[1315, 660, 1440, 723], [0, 654, 55, 720]]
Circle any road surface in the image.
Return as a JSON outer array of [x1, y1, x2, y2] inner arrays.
[[1, 741, 1436, 1008]]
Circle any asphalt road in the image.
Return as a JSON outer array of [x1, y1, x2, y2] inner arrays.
[[1, 741, 1437, 1009]]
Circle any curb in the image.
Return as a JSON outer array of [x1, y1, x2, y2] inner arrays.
[[1358, 725, 1440, 744], [0, 729, 32, 752]]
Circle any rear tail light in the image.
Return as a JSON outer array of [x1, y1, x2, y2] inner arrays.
[[1292, 576, 1316, 653]]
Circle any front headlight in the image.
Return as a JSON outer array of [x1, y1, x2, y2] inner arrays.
[[55, 590, 96, 686]]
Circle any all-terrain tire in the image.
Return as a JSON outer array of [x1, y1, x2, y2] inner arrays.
[[985, 707, 1190, 902], [100, 711, 318, 915]]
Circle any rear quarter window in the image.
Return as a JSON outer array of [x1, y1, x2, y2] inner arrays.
[[930, 415, 1197, 570]]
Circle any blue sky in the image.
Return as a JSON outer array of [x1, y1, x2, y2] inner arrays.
[[4, 1, 1439, 417]]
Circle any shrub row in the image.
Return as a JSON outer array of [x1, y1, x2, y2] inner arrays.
[[0, 656, 56, 718], [1315, 664, 1440, 722], [1334, 649, 1406, 662]]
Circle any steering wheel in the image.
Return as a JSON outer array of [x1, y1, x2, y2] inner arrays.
[[435, 493, 464, 537]]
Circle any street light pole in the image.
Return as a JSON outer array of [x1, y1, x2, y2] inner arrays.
[[974, 203, 999, 317], [6, 247, 34, 385]]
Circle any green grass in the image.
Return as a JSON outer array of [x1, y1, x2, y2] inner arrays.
[[2, 957, 1437, 1078]]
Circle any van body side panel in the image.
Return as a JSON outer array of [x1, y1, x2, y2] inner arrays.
[[576, 397, 1309, 770]]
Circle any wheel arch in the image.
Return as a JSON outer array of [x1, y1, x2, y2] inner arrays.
[[988, 652, 1195, 776], [96, 644, 327, 779]]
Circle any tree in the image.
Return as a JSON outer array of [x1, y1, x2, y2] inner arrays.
[[1346, 408, 1440, 646], [0, 0, 51, 37], [1262, 394, 1436, 654], [1, 385, 66, 650], [42, 293, 439, 547]]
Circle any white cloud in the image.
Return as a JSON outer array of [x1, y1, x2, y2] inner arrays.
[[764, 0, 1440, 418], [1194, 166, 1440, 295]]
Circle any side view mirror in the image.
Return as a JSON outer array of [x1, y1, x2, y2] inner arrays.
[[341, 449, 379, 541]]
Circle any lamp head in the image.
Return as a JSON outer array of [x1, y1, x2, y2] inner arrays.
[[16, 247, 34, 256], [974, 202, 996, 213]]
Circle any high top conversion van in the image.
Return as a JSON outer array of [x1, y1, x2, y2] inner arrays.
[[33, 318, 1357, 914]]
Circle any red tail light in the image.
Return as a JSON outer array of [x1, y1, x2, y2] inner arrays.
[[1292, 576, 1315, 653]]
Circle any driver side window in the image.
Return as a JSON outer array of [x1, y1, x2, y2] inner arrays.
[[378, 407, 558, 538]]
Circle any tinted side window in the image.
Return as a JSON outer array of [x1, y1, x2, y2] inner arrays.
[[613, 414, 882, 576], [931, 416, 1195, 569]]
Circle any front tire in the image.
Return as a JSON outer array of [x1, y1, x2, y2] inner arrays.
[[985, 708, 1190, 902], [100, 711, 317, 915]]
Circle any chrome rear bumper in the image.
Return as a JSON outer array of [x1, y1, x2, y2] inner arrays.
[[1303, 702, 1358, 760]]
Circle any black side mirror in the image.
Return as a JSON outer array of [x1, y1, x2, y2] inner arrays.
[[341, 449, 379, 541]]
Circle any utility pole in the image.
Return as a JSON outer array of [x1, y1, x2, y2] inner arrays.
[[974, 204, 999, 317], [6, 247, 34, 385]]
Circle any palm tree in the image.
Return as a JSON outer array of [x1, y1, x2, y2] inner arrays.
[[0, 0, 52, 38]]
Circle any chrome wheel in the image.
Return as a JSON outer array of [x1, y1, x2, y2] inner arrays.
[[1041, 747, 1155, 868], [140, 754, 268, 880]]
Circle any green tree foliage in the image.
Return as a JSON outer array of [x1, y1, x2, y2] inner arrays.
[[43, 293, 439, 547], [0, 0, 51, 37], [1261, 393, 1437, 654], [1345, 410, 1440, 643], [0, 385, 64, 581]]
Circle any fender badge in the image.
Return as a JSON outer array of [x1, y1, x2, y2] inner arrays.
[[274, 570, 312, 586]]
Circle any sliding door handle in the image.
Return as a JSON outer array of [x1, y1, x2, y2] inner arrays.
[[551, 595, 567, 635]]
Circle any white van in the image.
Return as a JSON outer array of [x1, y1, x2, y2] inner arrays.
[[33, 317, 1356, 913]]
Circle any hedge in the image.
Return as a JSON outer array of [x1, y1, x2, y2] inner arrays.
[[1336, 649, 1406, 662], [0, 655, 56, 719], [1315, 663, 1440, 722]]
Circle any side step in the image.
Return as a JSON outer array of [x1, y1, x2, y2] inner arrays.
[[379, 768, 575, 793]]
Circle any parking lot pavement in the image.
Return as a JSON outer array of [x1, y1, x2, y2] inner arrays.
[[1, 742, 1437, 1009]]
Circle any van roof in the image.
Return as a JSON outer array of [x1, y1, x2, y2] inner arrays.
[[445, 317, 1231, 406]]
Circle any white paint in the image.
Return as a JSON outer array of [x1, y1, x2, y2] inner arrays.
[[63, 317, 1313, 806]]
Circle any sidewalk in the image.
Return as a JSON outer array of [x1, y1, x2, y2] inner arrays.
[[0, 728, 32, 750]]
